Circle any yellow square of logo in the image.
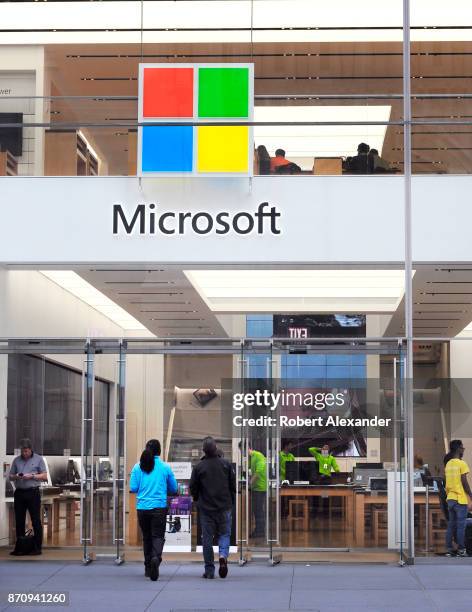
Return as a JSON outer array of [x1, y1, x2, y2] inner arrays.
[[197, 126, 249, 173]]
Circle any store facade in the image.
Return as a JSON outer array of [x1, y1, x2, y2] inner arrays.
[[1, 0, 472, 566]]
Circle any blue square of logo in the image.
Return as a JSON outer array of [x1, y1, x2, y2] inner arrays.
[[141, 125, 193, 172]]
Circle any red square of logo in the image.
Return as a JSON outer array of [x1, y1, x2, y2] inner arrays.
[[142, 67, 194, 118]]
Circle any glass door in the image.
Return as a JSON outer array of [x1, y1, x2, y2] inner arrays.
[[267, 338, 408, 562], [81, 341, 126, 564], [123, 338, 239, 562], [1, 339, 121, 555], [237, 340, 281, 564]]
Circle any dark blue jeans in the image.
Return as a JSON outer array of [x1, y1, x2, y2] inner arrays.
[[200, 509, 232, 574], [446, 500, 468, 551]]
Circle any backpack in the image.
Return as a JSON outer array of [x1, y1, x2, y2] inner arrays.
[[15, 529, 36, 554]]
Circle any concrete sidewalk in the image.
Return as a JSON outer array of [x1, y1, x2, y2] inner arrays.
[[1, 560, 472, 612]]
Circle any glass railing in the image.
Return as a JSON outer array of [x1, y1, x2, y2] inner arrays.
[[0, 94, 406, 177], [3, 93, 472, 176]]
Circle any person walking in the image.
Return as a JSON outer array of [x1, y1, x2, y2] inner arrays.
[[190, 437, 236, 579], [9, 438, 48, 556], [130, 439, 178, 580], [444, 439, 472, 557]]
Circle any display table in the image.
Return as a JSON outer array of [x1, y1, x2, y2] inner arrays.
[[52, 493, 81, 534], [280, 485, 355, 546], [354, 490, 441, 547]]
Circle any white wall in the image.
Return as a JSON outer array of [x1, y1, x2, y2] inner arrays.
[[126, 354, 164, 472], [0, 269, 124, 338], [0, 46, 46, 176], [0, 176, 405, 264], [3, 175, 472, 265], [449, 333, 472, 470], [0, 269, 165, 547]]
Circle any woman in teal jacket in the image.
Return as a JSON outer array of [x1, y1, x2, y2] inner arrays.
[[130, 439, 178, 581]]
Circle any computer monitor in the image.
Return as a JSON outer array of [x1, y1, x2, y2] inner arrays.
[[96, 458, 112, 482], [352, 467, 387, 487], [48, 457, 68, 485], [300, 461, 319, 484], [285, 461, 300, 483], [369, 477, 388, 491], [286, 461, 319, 484]]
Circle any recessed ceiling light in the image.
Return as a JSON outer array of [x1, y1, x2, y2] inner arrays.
[[185, 269, 412, 313]]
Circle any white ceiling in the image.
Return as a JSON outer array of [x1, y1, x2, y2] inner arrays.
[[35, 263, 472, 340], [3, 1, 472, 44]]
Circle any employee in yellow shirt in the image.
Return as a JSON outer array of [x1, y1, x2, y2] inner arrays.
[[444, 439, 472, 557]]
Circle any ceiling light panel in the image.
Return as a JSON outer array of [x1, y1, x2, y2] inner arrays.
[[40, 270, 148, 331], [184, 270, 410, 314], [3, 1, 472, 44], [254, 106, 391, 167]]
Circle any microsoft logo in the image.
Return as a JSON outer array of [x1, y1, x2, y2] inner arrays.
[[138, 63, 253, 176]]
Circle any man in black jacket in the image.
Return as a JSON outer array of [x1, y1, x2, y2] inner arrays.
[[190, 437, 236, 579], [347, 142, 373, 174]]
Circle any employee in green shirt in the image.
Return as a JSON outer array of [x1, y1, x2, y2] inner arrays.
[[279, 440, 295, 518], [249, 446, 267, 538], [308, 444, 340, 480], [279, 441, 295, 481]]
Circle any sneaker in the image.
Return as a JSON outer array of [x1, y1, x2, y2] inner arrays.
[[149, 557, 159, 581], [202, 571, 215, 579], [457, 548, 468, 557], [446, 550, 457, 557], [218, 557, 228, 579]]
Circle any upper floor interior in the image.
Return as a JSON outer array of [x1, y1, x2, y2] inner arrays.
[[1, 1, 472, 177]]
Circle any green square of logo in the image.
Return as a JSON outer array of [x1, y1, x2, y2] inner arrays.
[[198, 67, 249, 118]]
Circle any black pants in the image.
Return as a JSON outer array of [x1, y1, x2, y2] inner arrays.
[[137, 507, 167, 570], [251, 491, 266, 537], [14, 488, 43, 551]]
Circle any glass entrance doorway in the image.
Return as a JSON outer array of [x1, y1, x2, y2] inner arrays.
[[2, 339, 125, 563], [1, 337, 412, 564], [236, 338, 411, 564]]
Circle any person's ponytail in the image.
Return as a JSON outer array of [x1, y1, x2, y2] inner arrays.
[[140, 449, 155, 474]]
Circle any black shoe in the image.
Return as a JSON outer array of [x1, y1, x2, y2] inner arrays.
[[202, 571, 215, 579], [145, 566, 151, 578], [218, 557, 228, 579], [446, 550, 457, 557], [149, 557, 159, 581], [29, 549, 42, 556], [9, 550, 24, 556], [457, 548, 468, 557]]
